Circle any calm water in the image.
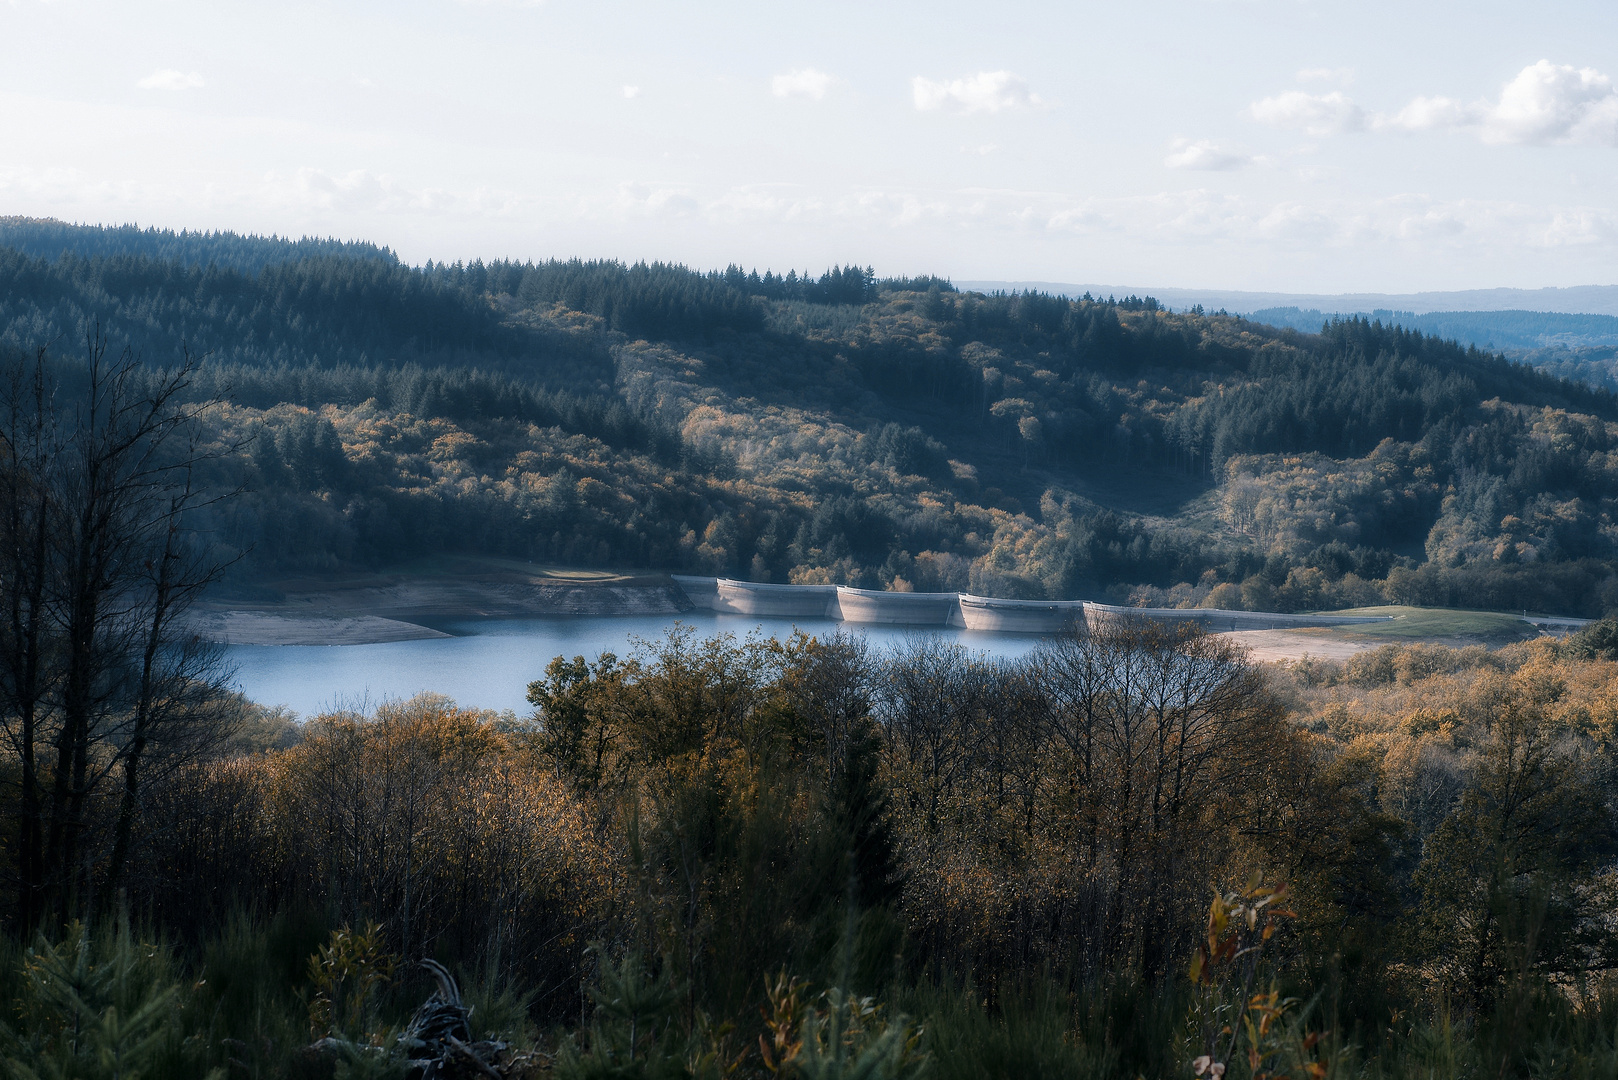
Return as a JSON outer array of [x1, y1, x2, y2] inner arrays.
[[224, 613, 1050, 717]]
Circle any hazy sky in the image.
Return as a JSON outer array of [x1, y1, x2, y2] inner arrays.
[[3, 0, 1616, 291]]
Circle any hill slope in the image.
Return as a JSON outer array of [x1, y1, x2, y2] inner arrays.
[[4, 218, 1618, 616]]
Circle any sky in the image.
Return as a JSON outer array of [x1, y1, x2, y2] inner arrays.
[[2, 0, 1616, 292]]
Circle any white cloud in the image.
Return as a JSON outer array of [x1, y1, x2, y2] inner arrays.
[[280, 169, 411, 214], [551, 181, 1588, 258], [912, 71, 1041, 114], [1164, 139, 1251, 171], [136, 69, 205, 91], [1249, 90, 1365, 135], [961, 143, 998, 156], [8, 150, 1617, 282], [261, 168, 518, 217], [1297, 67, 1355, 86], [1379, 62, 1618, 147], [613, 181, 700, 219], [1485, 60, 1618, 146], [351, 74, 375, 89], [1029, 188, 1618, 254], [1543, 207, 1618, 247], [771, 68, 833, 100], [1251, 201, 1345, 243], [0, 165, 145, 210], [621, 85, 641, 99], [1394, 207, 1467, 240], [1381, 95, 1473, 132]]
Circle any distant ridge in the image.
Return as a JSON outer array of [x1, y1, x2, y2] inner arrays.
[[1246, 307, 1618, 351], [956, 280, 1618, 318]]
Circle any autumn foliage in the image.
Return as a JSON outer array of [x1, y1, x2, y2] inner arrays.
[[1, 622, 1618, 1076]]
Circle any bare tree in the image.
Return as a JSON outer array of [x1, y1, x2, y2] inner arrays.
[[104, 431, 241, 902], [1036, 616, 1284, 973], [779, 629, 874, 789], [879, 617, 1286, 981], [878, 637, 986, 831], [0, 348, 61, 929], [0, 332, 243, 925]]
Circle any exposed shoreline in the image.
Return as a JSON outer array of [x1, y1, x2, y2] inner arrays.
[[190, 562, 1578, 654], [199, 612, 1529, 658], [1216, 628, 1380, 663], [186, 612, 455, 646], [190, 560, 695, 646]]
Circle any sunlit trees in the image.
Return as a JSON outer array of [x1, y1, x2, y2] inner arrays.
[[35, 624, 1618, 1076], [879, 619, 1295, 986], [1410, 682, 1618, 1004], [527, 629, 873, 1013]]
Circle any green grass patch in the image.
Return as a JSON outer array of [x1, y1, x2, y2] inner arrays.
[[389, 554, 642, 583], [1326, 605, 1537, 641]]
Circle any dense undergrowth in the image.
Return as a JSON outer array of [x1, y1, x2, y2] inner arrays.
[[5, 620, 1618, 1077]]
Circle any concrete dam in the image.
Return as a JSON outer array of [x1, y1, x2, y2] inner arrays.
[[670, 577, 1393, 635]]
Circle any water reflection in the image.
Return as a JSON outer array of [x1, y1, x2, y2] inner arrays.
[[224, 612, 1051, 717]]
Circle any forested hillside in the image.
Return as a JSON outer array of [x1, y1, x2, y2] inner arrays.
[[1249, 305, 1618, 397], [4, 217, 1618, 615]]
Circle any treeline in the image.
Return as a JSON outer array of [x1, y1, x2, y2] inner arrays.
[[0, 215, 394, 274], [1161, 317, 1614, 466], [11, 623, 1618, 1076], [719, 262, 883, 304], [428, 259, 898, 337], [0, 247, 529, 369], [978, 311, 1613, 470]]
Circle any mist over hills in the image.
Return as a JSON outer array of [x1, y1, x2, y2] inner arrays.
[[5, 217, 1618, 616]]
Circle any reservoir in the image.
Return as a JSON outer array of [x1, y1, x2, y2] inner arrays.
[[223, 613, 1053, 718]]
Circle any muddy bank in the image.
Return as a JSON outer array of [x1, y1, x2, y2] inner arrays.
[[1217, 623, 1570, 664], [187, 612, 453, 646], [1217, 628, 1380, 664], [237, 580, 695, 623], [192, 562, 696, 645]]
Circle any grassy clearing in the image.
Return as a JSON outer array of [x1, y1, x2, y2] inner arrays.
[[389, 554, 632, 581], [1327, 605, 1538, 642], [532, 567, 626, 581]]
